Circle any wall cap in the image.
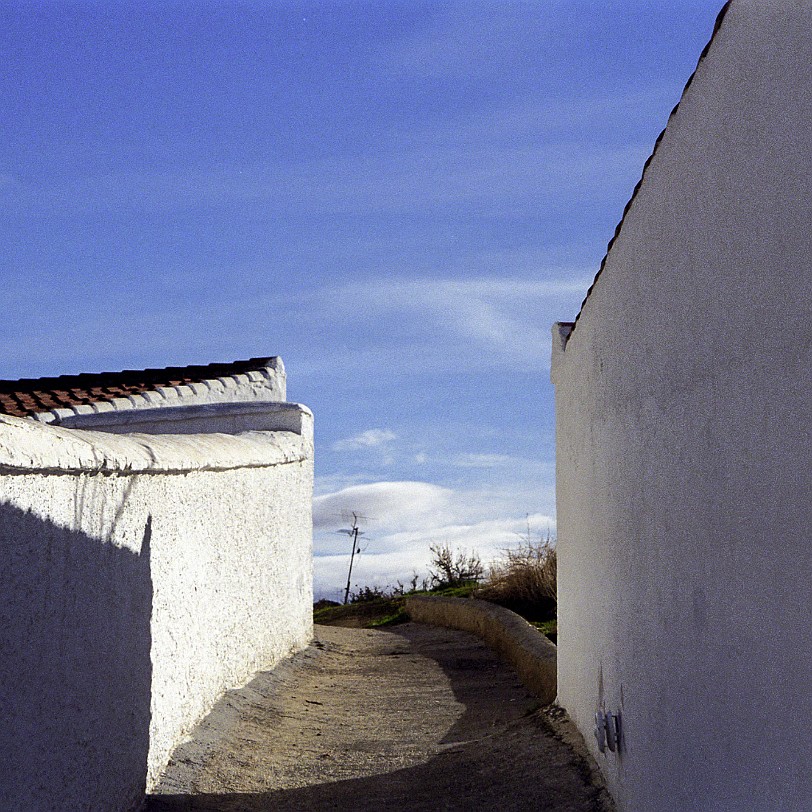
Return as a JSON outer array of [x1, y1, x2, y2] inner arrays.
[[0, 407, 313, 475]]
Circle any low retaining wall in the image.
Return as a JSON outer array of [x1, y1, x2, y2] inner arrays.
[[404, 596, 557, 705], [0, 410, 313, 811]]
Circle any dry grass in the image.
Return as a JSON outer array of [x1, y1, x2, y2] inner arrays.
[[477, 538, 557, 622], [315, 535, 557, 629]]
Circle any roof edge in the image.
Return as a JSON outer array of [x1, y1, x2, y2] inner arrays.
[[0, 356, 286, 420], [0, 408, 313, 476], [0, 356, 281, 392], [565, 0, 733, 346]]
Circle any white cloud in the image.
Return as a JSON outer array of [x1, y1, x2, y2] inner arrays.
[[331, 428, 397, 452], [312, 473, 374, 497], [313, 481, 453, 532], [314, 511, 557, 602], [312, 478, 556, 600]]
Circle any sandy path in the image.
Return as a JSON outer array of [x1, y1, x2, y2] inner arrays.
[[146, 623, 611, 811]]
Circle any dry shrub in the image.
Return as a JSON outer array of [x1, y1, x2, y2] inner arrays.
[[427, 542, 484, 589], [478, 536, 557, 621]]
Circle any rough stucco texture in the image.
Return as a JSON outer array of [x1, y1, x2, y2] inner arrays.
[[552, 3, 812, 810], [0, 413, 313, 811]]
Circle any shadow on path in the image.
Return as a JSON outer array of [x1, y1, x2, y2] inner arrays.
[[147, 624, 608, 812]]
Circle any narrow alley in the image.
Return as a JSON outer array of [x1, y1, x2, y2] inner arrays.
[[147, 623, 610, 811]]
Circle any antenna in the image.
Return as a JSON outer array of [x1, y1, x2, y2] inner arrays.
[[337, 511, 368, 605]]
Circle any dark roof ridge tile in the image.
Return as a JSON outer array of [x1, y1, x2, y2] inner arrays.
[[0, 356, 281, 418]]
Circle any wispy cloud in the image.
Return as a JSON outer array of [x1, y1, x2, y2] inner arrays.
[[9, 139, 646, 218], [4, 65, 654, 221], [383, 13, 510, 80], [314, 481, 453, 532], [331, 428, 396, 452], [380, 4, 562, 82], [301, 277, 589, 374], [452, 453, 513, 468], [2, 35, 661, 229]]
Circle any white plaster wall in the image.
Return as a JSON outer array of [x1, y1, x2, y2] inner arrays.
[[553, 3, 812, 810], [57, 400, 308, 435], [0, 411, 313, 810]]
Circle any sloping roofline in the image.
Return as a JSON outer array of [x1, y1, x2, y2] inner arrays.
[[566, 0, 733, 344]]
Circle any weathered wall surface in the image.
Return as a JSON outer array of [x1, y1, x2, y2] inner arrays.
[[552, 3, 812, 810], [0, 411, 313, 811]]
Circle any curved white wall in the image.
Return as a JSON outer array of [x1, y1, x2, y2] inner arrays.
[[0, 411, 313, 810]]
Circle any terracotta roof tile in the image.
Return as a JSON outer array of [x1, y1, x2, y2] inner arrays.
[[0, 357, 277, 418]]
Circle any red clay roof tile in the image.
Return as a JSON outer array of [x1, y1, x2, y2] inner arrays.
[[0, 357, 277, 418]]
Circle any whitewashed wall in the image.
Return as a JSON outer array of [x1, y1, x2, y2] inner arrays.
[[57, 400, 309, 435], [0, 412, 313, 811], [552, 3, 812, 811]]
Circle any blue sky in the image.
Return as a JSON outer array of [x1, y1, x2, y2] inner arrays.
[[1, 1, 723, 598]]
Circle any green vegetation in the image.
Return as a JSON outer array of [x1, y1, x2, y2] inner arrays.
[[530, 619, 557, 644], [313, 597, 406, 628], [367, 610, 408, 628], [313, 580, 481, 629], [314, 537, 557, 641]]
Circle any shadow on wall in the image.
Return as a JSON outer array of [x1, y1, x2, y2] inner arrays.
[[0, 503, 153, 811]]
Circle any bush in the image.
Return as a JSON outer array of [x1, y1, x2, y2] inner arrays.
[[427, 542, 484, 590], [349, 585, 390, 603], [313, 598, 341, 612], [315, 535, 557, 629], [477, 536, 557, 622]]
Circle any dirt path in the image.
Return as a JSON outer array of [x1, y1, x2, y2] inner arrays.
[[147, 623, 612, 811]]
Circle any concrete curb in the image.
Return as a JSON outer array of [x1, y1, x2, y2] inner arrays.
[[404, 596, 557, 705]]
